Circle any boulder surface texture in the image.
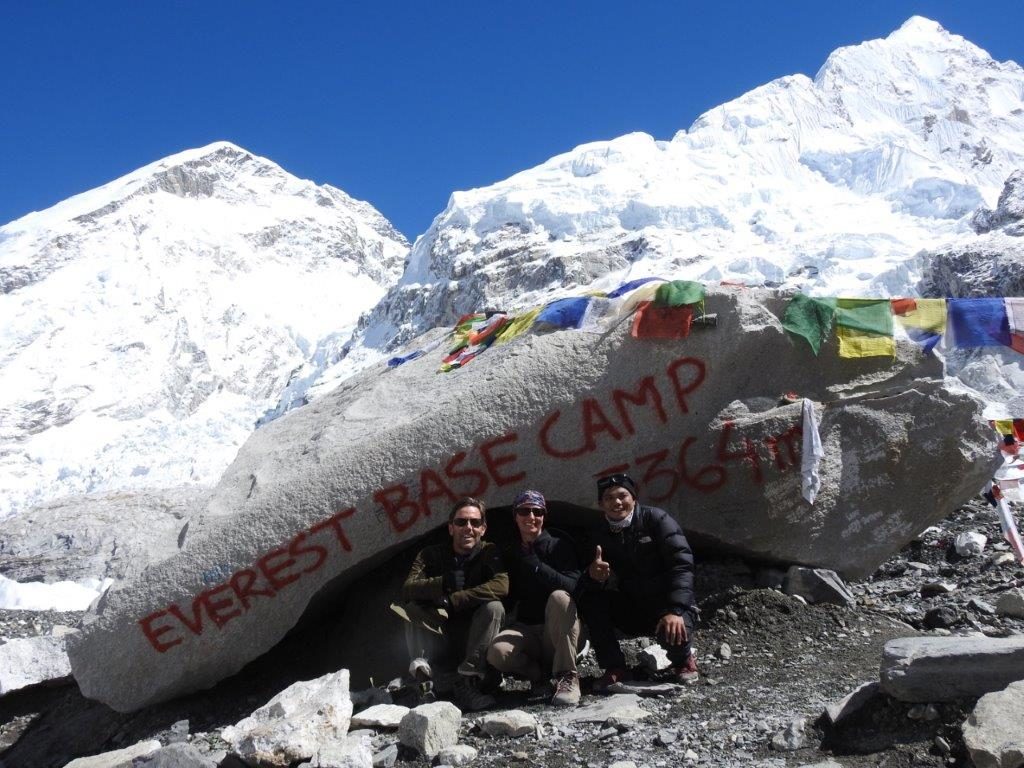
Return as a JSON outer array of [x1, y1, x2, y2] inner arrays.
[[962, 680, 1024, 768], [880, 636, 1024, 702], [68, 289, 997, 710]]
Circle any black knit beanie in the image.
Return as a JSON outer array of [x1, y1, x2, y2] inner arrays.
[[597, 473, 638, 501]]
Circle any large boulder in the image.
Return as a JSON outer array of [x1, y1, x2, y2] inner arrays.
[[880, 636, 1024, 702], [67, 288, 997, 711]]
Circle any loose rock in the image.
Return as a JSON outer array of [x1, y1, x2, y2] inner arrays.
[[824, 681, 880, 724], [350, 704, 410, 730], [955, 531, 987, 556], [962, 680, 1024, 768], [995, 588, 1024, 619], [0, 633, 73, 695], [771, 717, 808, 751], [134, 743, 218, 767], [637, 644, 670, 673], [398, 702, 461, 758], [477, 710, 537, 738], [434, 744, 478, 766], [221, 669, 352, 767], [312, 734, 373, 768], [784, 567, 856, 607], [371, 744, 398, 768], [64, 739, 162, 767]]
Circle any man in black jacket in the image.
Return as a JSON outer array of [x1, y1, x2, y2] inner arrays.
[[487, 490, 582, 706], [578, 473, 698, 690]]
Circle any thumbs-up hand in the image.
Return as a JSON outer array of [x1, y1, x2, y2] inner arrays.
[[588, 545, 611, 583]]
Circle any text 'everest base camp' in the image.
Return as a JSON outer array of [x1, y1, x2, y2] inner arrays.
[[4, 14, 1024, 768]]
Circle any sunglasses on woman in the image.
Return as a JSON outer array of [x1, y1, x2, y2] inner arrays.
[[514, 507, 546, 517], [452, 517, 485, 528]]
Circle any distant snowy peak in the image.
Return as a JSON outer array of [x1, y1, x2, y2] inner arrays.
[[2, 141, 408, 292], [0, 142, 409, 517], [340, 17, 1024, 365]]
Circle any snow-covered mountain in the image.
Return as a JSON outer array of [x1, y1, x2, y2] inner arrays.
[[0, 142, 408, 518], [328, 16, 1024, 393]]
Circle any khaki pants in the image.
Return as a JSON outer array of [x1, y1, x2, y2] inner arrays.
[[487, 590, 579, 679], [402, 600, 505, 677]]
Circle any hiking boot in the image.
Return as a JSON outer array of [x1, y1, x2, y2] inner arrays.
[[672, 652, 699, 685], [551, 671, 581, 707], [592, 667, 632, 694], [409, 657, 433, 683], [453, 675, 497, 712]]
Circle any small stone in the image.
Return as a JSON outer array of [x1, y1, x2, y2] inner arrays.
[[434, 744, 478, 766], [684, 749, 699, 761], [954, 532, 987, 557], [655, 729, 678, 746], [372, 744, 398, 768], [995, 588, 1024, 619], [638, 644, 671, 673], [477, 710, 537, 738], [64, 739, 162, 767], [969, 598, 997, 615], [608, 762, 637, 768], [920, 582, 957, 598], [717, 642, 732, 660], [771, 717, 808, 751], [906, 703, 938, 721], [924, 606, 962, 629], [512, 752, 529, 762], [598, 726, 618, 739], [167, 719, 190, 744], [351, 704, 410, 729], [989, 552, 1017, 567], [134, 743, 217, 768], [934, 736, 951, 755], [824, 682, 880, 724]]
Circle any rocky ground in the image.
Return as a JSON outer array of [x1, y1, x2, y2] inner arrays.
[[1, 500, 1022, 768]]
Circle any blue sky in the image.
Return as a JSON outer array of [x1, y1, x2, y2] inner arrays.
[[2, 2, 1022, 240]]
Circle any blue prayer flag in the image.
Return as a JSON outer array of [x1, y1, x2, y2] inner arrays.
[[387, 350, 426, 367], [948, 298, 1011, 348], [535, 297, 591, 329], [606, 277, 665, 299]]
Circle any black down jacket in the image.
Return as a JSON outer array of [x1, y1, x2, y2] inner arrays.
[[578, 505, 696, 617]]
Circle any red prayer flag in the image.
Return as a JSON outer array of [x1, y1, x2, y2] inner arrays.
[[1014, 419, 1024, 442], [631, 301, 694, 339], [891, 298, 917, 315]]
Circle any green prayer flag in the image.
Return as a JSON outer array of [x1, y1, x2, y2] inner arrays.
[[834, 298, 893, 336], [653, 280, 705, 308], [783, 294, 837, 355]]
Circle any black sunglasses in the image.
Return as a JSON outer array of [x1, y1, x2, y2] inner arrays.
[[515, 507, 546, 517], [452, 517, 485, 528]]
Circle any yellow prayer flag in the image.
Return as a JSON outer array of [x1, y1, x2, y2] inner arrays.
[[836, 326, 896, 358], [895, 298, 946, 334], [494, 308, 541, 346], [994, 419, 1015, 436]]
